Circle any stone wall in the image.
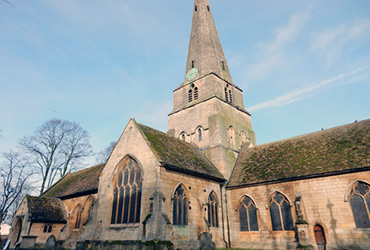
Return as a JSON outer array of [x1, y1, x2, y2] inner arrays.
[[227, 171, 370, 250]]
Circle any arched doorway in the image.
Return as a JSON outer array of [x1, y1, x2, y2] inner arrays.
[[314, 224, 326, 250]]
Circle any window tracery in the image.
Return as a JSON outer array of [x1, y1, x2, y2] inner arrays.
[[173, 185, 188, 226], [111, 157, 142, 225], [207, 191, 219, 227], [349, 181, 370, 228], [239, 196, 258, 231], [269, 192, 293, 231]]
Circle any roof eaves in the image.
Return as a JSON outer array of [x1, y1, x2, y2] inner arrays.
[[226, 165, 370, 189], [162, 163, 225, 183]]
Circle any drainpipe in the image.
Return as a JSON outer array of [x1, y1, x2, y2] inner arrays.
[[220, 182, 229, 248]]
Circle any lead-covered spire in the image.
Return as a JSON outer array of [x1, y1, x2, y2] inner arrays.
[[184, 0, 233, 83]]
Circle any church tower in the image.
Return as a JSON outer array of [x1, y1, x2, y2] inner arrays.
[[168, 0, 256, 179]]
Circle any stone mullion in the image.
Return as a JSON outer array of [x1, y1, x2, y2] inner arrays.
[[362, 192, 370, 222], [277, 200, 284, 231], [246, 204, 250, 231]]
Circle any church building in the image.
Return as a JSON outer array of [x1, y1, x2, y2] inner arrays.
[[8, 0, 370, 249]]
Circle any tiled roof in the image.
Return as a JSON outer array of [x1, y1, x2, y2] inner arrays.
[[136, 122, 225, 182], [26, 195, 66, 223], [42, 163, 104, 199], [228, 119, 370, 188]]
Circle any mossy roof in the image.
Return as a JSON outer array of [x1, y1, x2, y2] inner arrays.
[[42, 163, 105, 199], [26, 195, 66, 223], [136, 122, 225, 182], [228, 119, 370, 188]]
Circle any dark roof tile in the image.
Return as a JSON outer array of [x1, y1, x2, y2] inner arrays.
[[136, 122, 225, 182], [26, 195, 66, 223], [42, 163, 104, 199], [228, 119, 370, 188]]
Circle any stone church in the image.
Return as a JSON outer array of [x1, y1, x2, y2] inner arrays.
[[8, 0, 370, 249]]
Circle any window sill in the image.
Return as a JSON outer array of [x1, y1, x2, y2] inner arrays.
[[109, 224, 140, 229]]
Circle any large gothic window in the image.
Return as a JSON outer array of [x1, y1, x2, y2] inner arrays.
[[269, 192, 293, 231], [173, 185, 188, 226], [239, 196, 258, 231], [349, 181, 370, 228], [111, 157, 142, 225], [207, 191, 219, 227]]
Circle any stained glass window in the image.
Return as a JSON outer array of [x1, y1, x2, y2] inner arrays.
[[207, 191, 219, 227], [239, 196, 258, 231], [349, 181, 370, 228], [111, 157, 142, 224], [173, 185, 188, 226], [269, 192, 293, 231]]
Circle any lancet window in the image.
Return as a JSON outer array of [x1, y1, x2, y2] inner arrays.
[[194, 87, 198, 100], [198, 128, 202, 141], [173, 185, 188, 226], [225, 87, 229, 102], [74, 204, 83, 229], [349, 181, 370, 228], [188, 89, 193, 102], [239, 196, 258, 231], [207, 191, 219, 227], [269, 192, 293, 231], [111, 157, 142, 225]]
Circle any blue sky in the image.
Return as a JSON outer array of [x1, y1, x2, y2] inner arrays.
[[1, 0, 370, 156]]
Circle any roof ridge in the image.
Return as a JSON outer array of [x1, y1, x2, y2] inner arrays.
[[255, 119, 370, 148]]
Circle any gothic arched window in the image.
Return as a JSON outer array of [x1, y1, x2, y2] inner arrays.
[[198, 128, 202, 142], [349, 181, 370, 228], [194, 87, 198, 100], [225, 88, 229, 102], [111, 157, 142, 225], [239, 196, 258, 231], [74, 204, 82, 229], [173, 185, 188, 226], [269, 192, 293, 231], [229, 90, 233, 103], [188, 89, 193, 102], [207, 191, 219, 227]]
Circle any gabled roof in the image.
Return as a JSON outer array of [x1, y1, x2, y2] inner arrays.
[[228, 119, 370, 188], [136, 122, 225, 182], [26, 195, 66, 223], [42, 163, 105, 199]]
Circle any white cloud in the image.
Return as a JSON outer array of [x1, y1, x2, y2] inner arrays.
[[247, 12, 310, 78], [311, 18, 370, 67], [247, 67, 367, 112]]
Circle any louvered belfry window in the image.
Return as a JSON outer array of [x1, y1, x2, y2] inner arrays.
[[111, 157, 142, 224], [269, 192, 293, 231], [239, 196, 258, 231], [207, 191, 219, 227], [349, 181, 370, 228], [194, 87, 198, 100], [188, 89, 193, 102], [173, 185, 188, 225]]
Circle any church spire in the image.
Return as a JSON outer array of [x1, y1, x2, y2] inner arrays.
[[185, 0, 233, 83]]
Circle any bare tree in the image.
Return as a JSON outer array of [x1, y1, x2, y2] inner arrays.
[[95, 141, 116, 164], [0, 152, 33, 225], [19, 119, 92, 194]]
